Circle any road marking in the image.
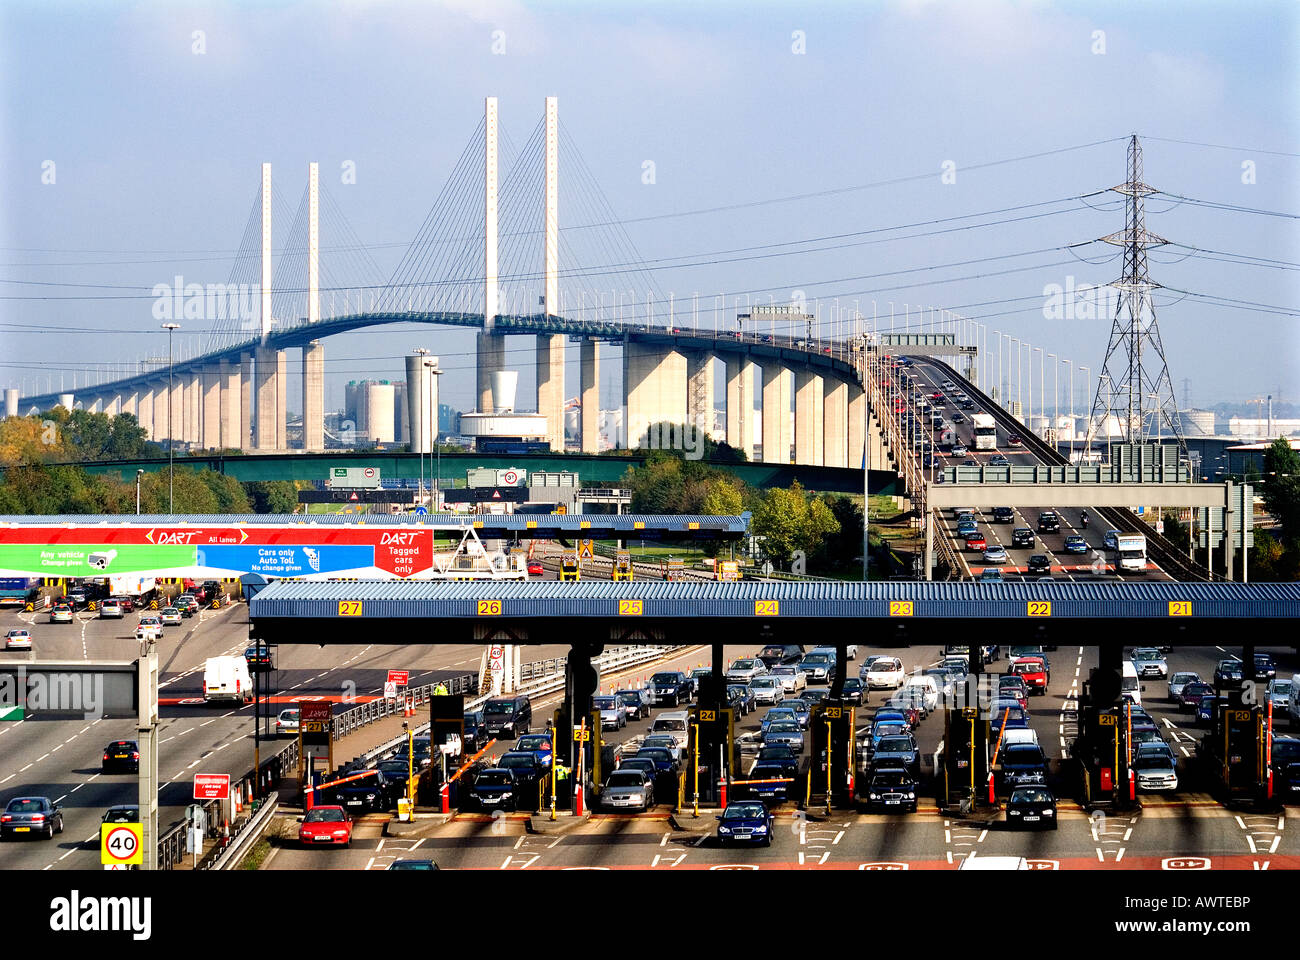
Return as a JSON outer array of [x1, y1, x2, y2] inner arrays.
[[1235, 815, 1246, 829], [513, 836, 525, 850], [660, 832, 670, 847], [1096, 848, 1104, 862], [1247, 835, 1257, 854], [946, 850, 953, 864], [832, 830, 844, 845], [70, 784, 82, 793], [365, 857, 375, 870], [54, 794, 66, 803], [1279, 817, 1286, 831], [19, 763, 31, 772], [1116, 847, 1125, 863], [548, 837, 562, 849], [1270, 836, 1281, 853], [977, 829, 987, 843], [944, 829, 951, 843], [1123, 827, 1133, 841]]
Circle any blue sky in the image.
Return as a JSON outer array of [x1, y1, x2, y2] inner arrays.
[[2, 0, 1296, 416]]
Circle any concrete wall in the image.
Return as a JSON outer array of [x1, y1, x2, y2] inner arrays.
[[623, 341, 687, 450], [476, 332, 505, 414], [302, 342, 325, 451], [201, 365, 221, 449], [220, 360, 240, 450], [239, 354, 253, 453], [254, 346, 279, 451]]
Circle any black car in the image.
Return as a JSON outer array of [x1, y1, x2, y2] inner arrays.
[[1011, 527, 1034, 548], [1006, 785, 1057, 829], [842, 678, 866, 705], [1270, 737, 1300, 798], [244, 645, 273, 672], [496, 750, 547, 784], [992, 507, 1014, 524], [756, 644, 804, 668], [200, 581, 222, 604], [392, 737, 432, 770], [375, 759, 413, 793], [728, 683, 757, 716], [333, 771, 393, 813], [462, 711, 490, 754], [1214, 659, 1244, 686], [472, 768, 519, 811], [1, 796, 64, 840], [101, 739, 140, 773], [648, 671, 692, 707], [635, 747, 680, 776], [482, 695, 532, 738], [1037, 511, 1060, 533], [1000, 743, 1048, 788], [67, 588, 88, 609], [1252, 654, 1277, 681], [102, 804, 140, 824], [864, 767, 919, 812], [725, 684, 747, 716], [1026, 555, 1051, 576]]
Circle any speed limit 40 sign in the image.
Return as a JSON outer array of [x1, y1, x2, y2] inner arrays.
[[101, 822, 143, 866]]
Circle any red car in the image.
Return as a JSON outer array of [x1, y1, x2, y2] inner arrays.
[[298, 806, 353, 848], [113, 596, 134, 613], [1010, 657, 1049, 694], [964, 534, 987, 551], [527, 561, 544, 577], [1007, 433, 1023, 446]]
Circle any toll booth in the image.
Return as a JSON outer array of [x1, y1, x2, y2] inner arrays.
[[559, 552, 581, 581], [1198, 699, 1272, 805], [1072, 662, 1134, 809], [687, 704, 736, 806], [809, 700, 854, 806], [612, 552, 634, 582], [662, 557, 685, 582], [715, 559, 740, 582], [941, 706, 988, 808]]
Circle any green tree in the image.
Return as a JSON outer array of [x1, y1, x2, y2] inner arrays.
[[751, 482, 838, 567], [245, 480, 300, 514], [699, 478, 744, 516], [1261, 437, 1300, 547]]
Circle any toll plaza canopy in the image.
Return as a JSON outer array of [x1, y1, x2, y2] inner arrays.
[[0, 513, 748, 581], [247, 579, 1300, 647]]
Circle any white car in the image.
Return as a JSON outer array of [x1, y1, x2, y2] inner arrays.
[[4, 629, 32, 650], [1134, 749, 1179, 792], [750, 676, 786, 705], [276, 708, 300, 737], [98, 599, 123, 619], [865, 657, 906, 689], [159, 607, 183, 627], [135, 616, 163, 642], [900, 676, 939, 713], [768, 666, 807, 695]]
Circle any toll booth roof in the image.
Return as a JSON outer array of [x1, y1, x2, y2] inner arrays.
[[248, 579, 1300, 621]]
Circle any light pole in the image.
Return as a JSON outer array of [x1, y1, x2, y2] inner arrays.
[[161, 322, 179, 513], [1067, 360, 1074, 463], [136, 469, 144, 515], [414, 348, 430, 506], [1080, 365, 1091, 461], [1011, 338, 1021, 417], [994, 330, 1001, 406], [1033, 346, 1043, 438], [424, 359, 443, 511]]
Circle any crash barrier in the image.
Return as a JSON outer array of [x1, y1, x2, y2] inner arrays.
[[157, 738, 300, 870], [211, 795, 279, 871]]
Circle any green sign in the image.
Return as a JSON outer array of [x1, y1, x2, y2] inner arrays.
[[0, 544, 195, 576]]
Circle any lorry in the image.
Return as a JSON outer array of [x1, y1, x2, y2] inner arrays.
[[203, 656, 254, 704], [106, 575, 157, 602], [1113, 534, 1148, 572], [0, 577, 40, 607]]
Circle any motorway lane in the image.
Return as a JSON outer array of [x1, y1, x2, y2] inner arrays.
[[0, 601, 585, 870], [902, 359, 1170, 582]]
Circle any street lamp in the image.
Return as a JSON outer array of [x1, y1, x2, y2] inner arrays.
[[136, 469, 144, 515], [1035, 346, 1044, 435], [161, 322, 180, 513], [414, 347, 430, 506], [1080, 365, 1090, 460]]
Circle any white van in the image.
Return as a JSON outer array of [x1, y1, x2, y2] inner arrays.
[[1121, 661, 1142, 707], [901, 675, 940, 714], [203, 656, 254, 704], [651, 711, 690, 752]]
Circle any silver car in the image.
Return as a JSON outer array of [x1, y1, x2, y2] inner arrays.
[[602, 768, 655, 812], [725, 658, 768, 683], [593, 696, 626, 730], [750, 676, 785, 705], [1167, 672, 1200, 701], [769, 666, 807, 695], [1266, 678, 1293, 713], [1130, 648, 1167, 679], [98, 599, 123, 619]]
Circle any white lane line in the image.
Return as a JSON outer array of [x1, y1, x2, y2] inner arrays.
[[1247, 835, 1257, 854], [1123, 827, 1133, 841], [1116, 847, 1125, 863], [944, 829, 952, 843], [365, 857, 375, 870], [37, 753, 48, 762], [70, 784, 83, 793], [514, 836, 525, 850], [20, 763, 32, 772], [833, 830, 845, 845], [1270, 836, 1281, 853], [660, 832, 670, 847], [977, 829, 988, 843], [1279, 817, 1286, 831], [1235, 815, 1247, 829], [1096, 848, 1104, 862]]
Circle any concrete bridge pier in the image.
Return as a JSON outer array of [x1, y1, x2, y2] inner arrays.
[[536, 334, 565, 451], [201, 365, 221, 449], [687, 351, 716, 441], [823, 378, 848, 468], [724, 356, 755, 459], [166, 379, 182, 448], [475, 332, 505, 414], [254, 346, 285, 451], [761, 364, 791, 464], [239, 353, 253, 451], [302, 342, 325, 451], [623, 341, 686, 450], [138, 385, 154, 440], [219, 360, 240, 450], [794, 370, 824, 466], [579, 339, 600, 453], [104, 394, 121, 417], [847, 383, 864, 469]]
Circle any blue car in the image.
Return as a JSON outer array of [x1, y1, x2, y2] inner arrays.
[[872, 709, 911, 730], [957, 520, 978, 538], [747, 761, 794, 802], [762, 721, 805, 752], [728, 684, 757, 716], [716, 801, 774, 846], [1195, 696, 1217, 726], [782, 699, 812, 728], [872, 734, 919, 772], [870, 721, 909, 750], [1063, 535, 1089, 554], [513, 733, 554, 768], [760, 707, 800, 735], [989, 701, 1029, 740]]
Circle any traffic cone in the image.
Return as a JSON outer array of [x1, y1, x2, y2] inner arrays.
[[987, 772, 996, 805], [440, 782, 450, 814]]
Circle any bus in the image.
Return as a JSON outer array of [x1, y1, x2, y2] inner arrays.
[[971, 413, 998, 450]]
